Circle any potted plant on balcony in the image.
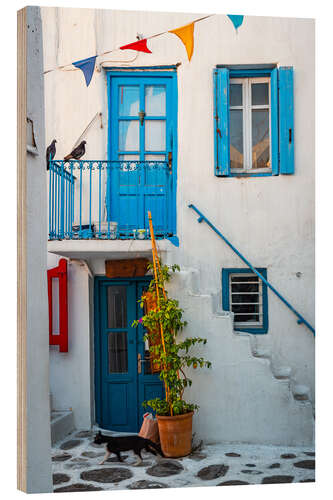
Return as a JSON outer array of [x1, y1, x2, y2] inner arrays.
[[133, 263, 211, 458]]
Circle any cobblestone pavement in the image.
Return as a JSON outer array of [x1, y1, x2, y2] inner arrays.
[[51, 430, 315, 492]]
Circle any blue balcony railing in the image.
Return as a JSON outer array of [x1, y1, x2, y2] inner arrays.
[[48, 160, 172, 241]]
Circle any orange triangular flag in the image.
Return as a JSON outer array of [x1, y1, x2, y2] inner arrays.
[[169, 22, 194, 61]]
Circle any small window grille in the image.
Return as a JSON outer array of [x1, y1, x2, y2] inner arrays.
[[229, 273, 263, 327]]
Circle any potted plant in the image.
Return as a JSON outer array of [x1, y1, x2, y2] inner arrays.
[[133, 263, 211, 457]]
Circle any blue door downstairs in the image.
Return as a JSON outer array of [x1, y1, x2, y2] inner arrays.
[[94, 277, 164, 432]]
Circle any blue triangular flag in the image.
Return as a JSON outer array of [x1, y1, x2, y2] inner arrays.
[[72, 55, 97, 87], [227, 15, 244, 31]]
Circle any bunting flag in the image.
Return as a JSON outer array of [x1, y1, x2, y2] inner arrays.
[[72, 55, 97, 87], [169, 22, 194, 61], [43, 14, 226, 79], [120, 38, 152, 53], [227, 15, 244, 31]]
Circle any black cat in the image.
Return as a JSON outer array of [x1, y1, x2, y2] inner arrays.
[[93, 430, 164, 466]]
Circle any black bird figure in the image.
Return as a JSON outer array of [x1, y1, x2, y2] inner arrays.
[[64, 140, 86, 161], [46, 139, 57, 170]]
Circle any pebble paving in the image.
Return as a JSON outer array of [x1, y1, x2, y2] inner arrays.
[[51, 430, 315, 492]]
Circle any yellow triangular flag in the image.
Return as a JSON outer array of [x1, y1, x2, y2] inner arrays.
[[169, 22, 194, 61]]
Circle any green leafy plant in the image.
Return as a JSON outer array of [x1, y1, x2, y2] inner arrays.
[[132, 262, 211, 416]]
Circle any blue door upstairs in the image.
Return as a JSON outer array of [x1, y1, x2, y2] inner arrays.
[[107, 73, 177, 238]]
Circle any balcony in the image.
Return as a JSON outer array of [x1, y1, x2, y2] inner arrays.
[[48, 160, 174, 243]]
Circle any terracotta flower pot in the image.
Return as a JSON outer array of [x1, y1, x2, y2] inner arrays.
[[156, 411, 193, 458]]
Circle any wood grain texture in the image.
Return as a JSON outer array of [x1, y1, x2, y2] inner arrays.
[[105, 258, 149, 278], [17, 7, 27, 493]]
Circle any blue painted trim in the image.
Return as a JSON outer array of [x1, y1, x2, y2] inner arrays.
[[213, 70, 219, 175], [229, 69, 274, 77], [188, 204, 315, 336], [167, 235, 179, 247], [217, 64, 276, 71], [270, 68, 279, 175], [222, 268, 268, 334], [106, 65, 178, 71], [106, 71, 176, 77], [214, 68, 230, 176], [229, 172, 273, 178], [279, 67, 295, 174]]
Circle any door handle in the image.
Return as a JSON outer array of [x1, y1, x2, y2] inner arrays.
[[168, 152, 172, 173], [137, 353, 146, 374], [138, 110, 145, 126]]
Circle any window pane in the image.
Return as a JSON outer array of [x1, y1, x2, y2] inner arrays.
[[232, 282, 259, 293], [119, 121, 139, 151], [230, 274, 262, 325], [118, 154, 140, 161], [251, 83, 269, 105], [108, 331, 128, 373], [145, 154, 165, 161], [145, 120, 166, 151], [107, 286, 127, 328], [231, 276, 259, 283], [230, 84, 242, 106], [230, 110, 243, 169], [232, 293, 259, 304], [234, 314, 260, 323], [232, 304, 260, 314], [145, 86, 166, 116], [252, 110, 270, 169], [119, 86, 140, 116]]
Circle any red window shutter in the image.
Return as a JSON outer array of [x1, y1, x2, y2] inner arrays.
[[47, 258, 68, 352]]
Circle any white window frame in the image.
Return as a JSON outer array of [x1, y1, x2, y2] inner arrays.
[[229, 77, 271, 173], [229, 272, 264, 328]]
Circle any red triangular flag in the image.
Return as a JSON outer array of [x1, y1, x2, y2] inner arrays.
[[120, 39, 152, 53]]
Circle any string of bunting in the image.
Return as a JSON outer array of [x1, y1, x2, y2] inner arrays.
[[43, 14, 244, 87]]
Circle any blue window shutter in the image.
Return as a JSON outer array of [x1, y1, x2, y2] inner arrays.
[[214, 68, 230, 176], [270, 68, 279, 175], [279, 67, 294, 174]]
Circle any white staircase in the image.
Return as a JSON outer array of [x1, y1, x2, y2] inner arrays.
[[165, 268, 314, 446]]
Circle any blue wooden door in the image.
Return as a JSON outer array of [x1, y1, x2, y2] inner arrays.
[[108, 74, 176, 236], [95, 278, 164, 432]]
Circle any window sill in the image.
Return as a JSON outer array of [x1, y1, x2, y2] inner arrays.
[[234, 326, 268, 335], [215, 171, 275, 178]]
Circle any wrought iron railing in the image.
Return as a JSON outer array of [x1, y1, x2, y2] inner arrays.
[[48, 160, 172, 240]]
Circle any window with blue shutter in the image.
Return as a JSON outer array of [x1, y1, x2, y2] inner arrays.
[[214, 65, 294, 177]]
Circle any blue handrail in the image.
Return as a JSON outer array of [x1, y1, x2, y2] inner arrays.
[[188, 204, 315, 336]]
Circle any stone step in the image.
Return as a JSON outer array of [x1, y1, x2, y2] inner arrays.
[[292, 385, 310, 401], [273, 366, 292, 380], [51, 410, 75, 445]]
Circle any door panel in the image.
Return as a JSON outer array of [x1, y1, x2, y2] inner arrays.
[[100, 281, 137, 432], [108, 75, 175, 235], [95, 279, 164, 432]]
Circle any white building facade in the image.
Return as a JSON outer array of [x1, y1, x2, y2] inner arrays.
[[42, 8, 315, 446]]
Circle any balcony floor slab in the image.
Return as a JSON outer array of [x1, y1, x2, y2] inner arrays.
[[47, 239, 172, 261]]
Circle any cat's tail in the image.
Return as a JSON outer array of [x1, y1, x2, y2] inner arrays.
[[145, 439, 164, 457]]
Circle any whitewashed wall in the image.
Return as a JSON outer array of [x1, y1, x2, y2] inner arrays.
[[43, 8, 315, 443]]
